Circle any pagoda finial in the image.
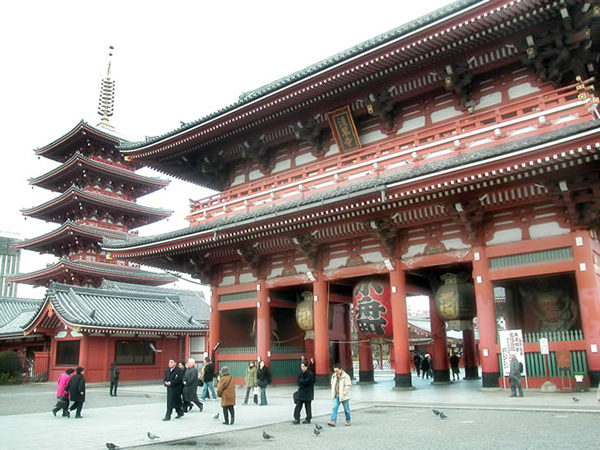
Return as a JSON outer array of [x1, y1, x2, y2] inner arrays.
[[97, 45, 116, 128]]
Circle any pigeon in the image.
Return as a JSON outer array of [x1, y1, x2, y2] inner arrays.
[[213, 412, 220, 420], [439, 412, 448, 419], [263, 431, 274, 440], [313, 427, 321, 436], [315, 423, 323, 430], [106, 444, 119, 450], [147, 432, 160, 440], [432, 409, 441, 416], [572, 396, 580, 402]]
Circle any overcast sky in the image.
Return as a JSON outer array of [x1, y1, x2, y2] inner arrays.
[[0, 0, 453, 298]]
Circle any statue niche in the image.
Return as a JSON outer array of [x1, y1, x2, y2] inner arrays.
[[518, 278, 579, 332]]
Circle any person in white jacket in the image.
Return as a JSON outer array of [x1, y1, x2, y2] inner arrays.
[[327, 363, 352, 426]]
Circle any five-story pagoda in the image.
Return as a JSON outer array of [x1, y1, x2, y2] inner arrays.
[[10, 48, 176, 288]]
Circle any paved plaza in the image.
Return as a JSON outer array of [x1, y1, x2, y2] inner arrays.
[[0, 371, 598, 450]]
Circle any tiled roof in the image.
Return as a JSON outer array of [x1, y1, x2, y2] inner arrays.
[[0, 298, 44, 336], [8, 258, 177, 284], [105, 121, 600, 250], [119, 0, 478, 151], [35, 120, 125, 157], [14, 220, 129, 250], [29, 152, 169, 191], [46, 282, 206, 332], [409, 318, 479, 341], [100, 280, 210, 323], [21, 185, 172, 225]]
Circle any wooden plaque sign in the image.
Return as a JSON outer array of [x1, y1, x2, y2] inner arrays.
[[556, 350, 571, 369]]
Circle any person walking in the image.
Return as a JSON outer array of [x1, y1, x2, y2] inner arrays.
[[413, 353, 422, 377], [217, 366, 236, 425], [508, 352, 524, 397], [256, 360, 271, 406], [420, 353, 430, 379], [52, 368, 74, 417], [109, 361, 120, 396], [449, 352, 460, 381], [183, 358, 204, 412], [201, 356, 217, 401], [162, 359, 184, 421], [67, 366, 86, 418], [327, 363, 352, 427], [292, 360, 314, 424], [243, 360, 258, 405]]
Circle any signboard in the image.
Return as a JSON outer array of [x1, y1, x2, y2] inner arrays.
[[540, 338, 549, 355], [498, 329, 527, 376], [327, 106, 361, 152]]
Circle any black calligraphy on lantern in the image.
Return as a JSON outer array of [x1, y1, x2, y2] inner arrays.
[[356, 298, 388, 335]]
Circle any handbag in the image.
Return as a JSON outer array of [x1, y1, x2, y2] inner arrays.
[[198, 379, 204, 387], [253, 386, 259, 404]]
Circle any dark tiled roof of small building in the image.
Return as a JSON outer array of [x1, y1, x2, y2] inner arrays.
[[0, 298, 44, 336], [100, 280, 210, 323], [46, 282, 207, 332]]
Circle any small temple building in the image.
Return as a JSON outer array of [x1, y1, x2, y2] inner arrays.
[[101, 0, 600, 390]]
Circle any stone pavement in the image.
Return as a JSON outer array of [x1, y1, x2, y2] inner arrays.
[[0, 371, 598, 450]]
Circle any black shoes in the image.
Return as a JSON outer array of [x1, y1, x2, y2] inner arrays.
[[303, 418, 311, 424], [162, 417, 170, 421], [175, 413, 184, 419], [292, 419, 300, 424]]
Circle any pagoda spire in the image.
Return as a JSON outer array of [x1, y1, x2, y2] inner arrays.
[[97, 46, 116, 129]]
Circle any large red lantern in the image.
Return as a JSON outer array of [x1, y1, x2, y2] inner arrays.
[[353, 277, 393, 339]]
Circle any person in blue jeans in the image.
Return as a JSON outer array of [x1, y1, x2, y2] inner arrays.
[[327, 363, 352, 426], [201, 357, 218, 400]]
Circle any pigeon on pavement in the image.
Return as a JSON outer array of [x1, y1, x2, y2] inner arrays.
[[213, 412, 220, 420], [106, 444, 119, 450], [263, 431, 274, 440], [315, 423, 323, 430], [572, 396, 580, 402], [314, 427, 321, 436], [147, 432, 160, 440], [439, 412, 448, 419]]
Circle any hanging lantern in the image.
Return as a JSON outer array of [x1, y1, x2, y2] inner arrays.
[[295, 291, 314, 336], [353, 277, 392, 339], [435, 273, 476, 331]]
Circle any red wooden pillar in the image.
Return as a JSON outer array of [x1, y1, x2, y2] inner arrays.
[[357, 332, 374, 383], [313, 276, 329, 385], [184, 334, 190, 360], [256, 281, 271, 364], [79, 334, 89, 370], [572, 230, 600, 387], [462, 328, 479, 379], [390, 265, 412, 388], [208, 286, 220, 364], [429, 295, 450, 383], [472, 246, 500, 387]]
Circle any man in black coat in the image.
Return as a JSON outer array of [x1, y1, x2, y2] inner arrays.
[[293, 360, 314, 424], [182, 358, 203, 412], [67, 366, 86, 418], [163, 359, 184, 421]]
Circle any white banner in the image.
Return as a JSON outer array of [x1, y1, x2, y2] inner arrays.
[[498, 329, 527, 376]]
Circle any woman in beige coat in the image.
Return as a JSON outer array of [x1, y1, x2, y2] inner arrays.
[[216, 366, 236, 425]]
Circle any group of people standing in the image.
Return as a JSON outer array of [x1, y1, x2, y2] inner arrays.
[[51, 366, 86, 419], [163, 357, 218, 420], [413, 352, 434, 379]]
